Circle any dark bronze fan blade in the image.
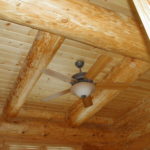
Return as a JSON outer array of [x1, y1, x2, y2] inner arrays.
[[43, 89, 70, 101], [43, 69, 74, 83], [81, 96, 93, 107]]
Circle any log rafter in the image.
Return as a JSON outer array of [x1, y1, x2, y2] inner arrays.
[[3, 31, 64, 118], [0, 0, 149, 61]]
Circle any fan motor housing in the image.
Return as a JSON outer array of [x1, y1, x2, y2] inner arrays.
[[71, 72, 93, 85]]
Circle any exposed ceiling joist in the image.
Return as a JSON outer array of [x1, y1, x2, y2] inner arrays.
[[0, 0, 149, 61], [3, 31, 64, 118], [1, 106, 114, 126], [69, 58, 150, 126]]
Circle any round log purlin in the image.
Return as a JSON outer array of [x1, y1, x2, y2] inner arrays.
[[3, 31, 64, 118], [0, 0, 149, 61], [0, 119, 118, 145]]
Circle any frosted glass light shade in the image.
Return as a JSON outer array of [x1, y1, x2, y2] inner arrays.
[[71, 82, 95, 98]]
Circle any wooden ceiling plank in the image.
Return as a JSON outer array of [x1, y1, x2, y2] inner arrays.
[[114, 97, 150, 142], [0, 0, 149, 61], [115, 97, 150, 127], [69, 58, 150, 126], [101, 133, 150, 150], [3, 31, 64, 118]]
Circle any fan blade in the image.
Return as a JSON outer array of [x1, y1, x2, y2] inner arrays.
[[81, 96, 93, 107], [43, 69, 73, 83], [96, 82, 130, 90], [43, 89, 70, 101]]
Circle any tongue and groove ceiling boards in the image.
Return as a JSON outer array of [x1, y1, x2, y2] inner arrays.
[[0, 0, 150, 150]]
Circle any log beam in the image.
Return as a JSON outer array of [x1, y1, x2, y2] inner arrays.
[[2, 105, 115, 126], [0, 119, 118, 145], [86, 55, 112, 79], [0, 0, 149, 61], [69, 58, 150, 126], [3, 31, 64, 118]]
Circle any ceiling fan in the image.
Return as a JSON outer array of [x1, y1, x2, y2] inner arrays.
[[42, 60, 129, 107]]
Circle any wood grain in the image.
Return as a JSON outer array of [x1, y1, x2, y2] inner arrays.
[[86, 55, 112, 79], [101, 133, 150, 150], [0, 0, 149, 61], [0, 3, 150, 148], [3, 31, 64, 118], [0, 120, 118, 145], [81, 55, 112, 107]]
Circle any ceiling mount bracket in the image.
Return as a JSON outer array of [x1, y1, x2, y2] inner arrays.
[[75, 60, 84, 69]]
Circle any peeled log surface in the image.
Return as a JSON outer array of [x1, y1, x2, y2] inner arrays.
[[0, 0, 149, 61], [3, 31, 64, 118], [69, 58, 150, 126], [0, 120, 118, 145]]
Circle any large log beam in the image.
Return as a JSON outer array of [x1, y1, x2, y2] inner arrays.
[[3, 31, 64, 118], [0, 0, 149, 61], [0, 119, 118, 146], [0, 105, 114, 126], [69, 58, 150, 126]]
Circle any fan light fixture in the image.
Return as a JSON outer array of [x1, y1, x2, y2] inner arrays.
[[43, 60, 95, 107], [43, 60, 126, 107], [71, 82, 95, 98], [70, 60, 95, 98]]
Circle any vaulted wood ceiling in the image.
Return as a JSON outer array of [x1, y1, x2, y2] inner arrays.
[[0, 0, 150, 150]]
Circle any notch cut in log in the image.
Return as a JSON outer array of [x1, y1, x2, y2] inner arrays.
[[3, 31, 64, 118]]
